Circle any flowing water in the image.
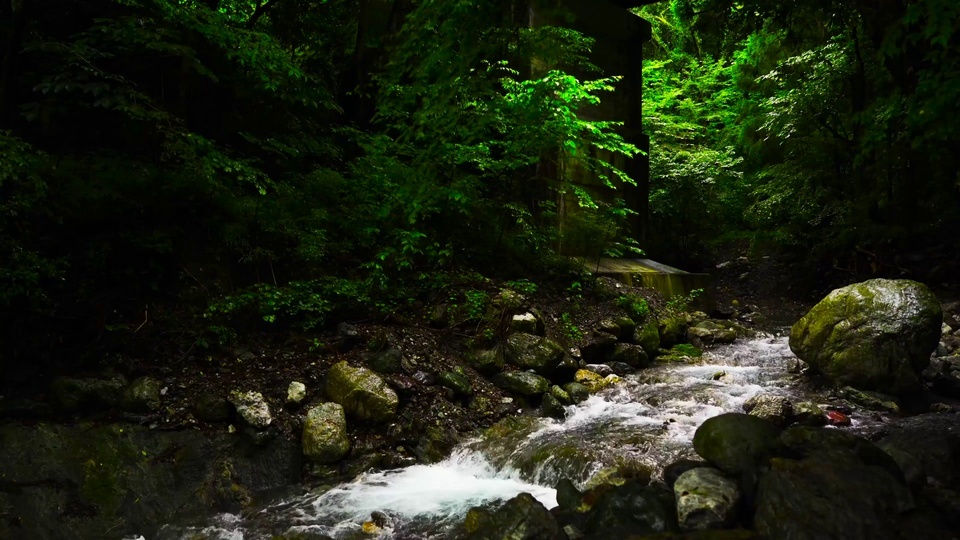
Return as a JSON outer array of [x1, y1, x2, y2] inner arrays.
[[153, 331, 841, 540]]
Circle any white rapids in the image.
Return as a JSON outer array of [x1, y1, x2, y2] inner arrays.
[[155, 332, 811, 540]]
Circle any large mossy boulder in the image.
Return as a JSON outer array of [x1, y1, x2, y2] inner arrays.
[[325, 361, 399, 423], [633, 321, 661, 357], [302, 402, 350, 464], [789, 279, 941, 394], [505, 333, 565, 375], [692, 413, 782, 475]]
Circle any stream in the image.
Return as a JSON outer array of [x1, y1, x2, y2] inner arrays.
[[153, 331, 851, 540]]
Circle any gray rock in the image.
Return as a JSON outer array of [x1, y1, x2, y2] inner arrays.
[[123, 376, 161, 412], [674, 467, 740, 531], [228, 390, 272, 429], [743, 394, 793, 427], [504, 333, 565, 375], [461, 492, 559, 540], [326, 361, 399, 423], [365, 345, 404, 374], [609, 343, 649, 368], [510, 312, 542, 335], [584, 363, 614, 377], [302, 402, 350, 464], [286, 381, 307, 406], [688, 320, 737, 348], [605, 361, 635, 376], [693, 413, 782, 475], [540, 393, 566, 420], [789, 279, 942, 394], [492, 372, 550, 396]]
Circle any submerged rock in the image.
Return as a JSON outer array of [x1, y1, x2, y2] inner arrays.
[[302, 402, 350, 464], [789, 279, 942, 394], [326, 361, 399, 423], [674, 467, 741, 531]]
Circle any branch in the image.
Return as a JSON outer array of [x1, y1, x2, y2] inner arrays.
[[246, 0, 281, 29]]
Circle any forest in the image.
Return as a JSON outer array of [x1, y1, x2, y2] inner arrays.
[[1, 0, 959, 373]]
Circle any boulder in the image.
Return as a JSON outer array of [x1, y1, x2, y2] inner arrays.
[[364, 345, 404, 374], [504, 333, 565, 375], [674, 467, 740, 531], [692, 413, 782, 475], [122, 376, 161, 412], [194, 394, 231, 422], [302, 402, 350, 464], [609, 343, 649, 368], [510, 312, 543, 335], [286, 381, 307, 406], [325, 361, 399, 423], [658, 315, 688, 348], [50, 375, 127, 412], [791, 402, 827, 426], [540, 393, 566, 420], [574, 369, 619, 393], [438, 370, 473, 398], [789, 279, 942, 394], [549, 385, 572, 405], [742, 394, 793, 427], [754, 453, 913, 540], [466, 348, 505, 375], [876, 414, 960, 490], [579, 331, 619, 364], [460, 492, 559, 540], [836, 386, 900, 414], [633, 321, 661, 358], [492, 371, 550, 396], [227, 390, 272, 429], [562, 382, 590, 404], [688, 320, 737, 348], [584, 363, 614, 377], [605, 361, 635, 376], [583, 481, 677, 536]]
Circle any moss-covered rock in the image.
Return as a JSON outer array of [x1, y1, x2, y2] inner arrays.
[[466, 348, 505, 375], [574, 369, 620, 393], [562, 382, 590, 404], [325, 361, 399, 423], [688, 320, 737, 348], [609, 343, 650, 368], [491, 371, 549, 396], [228, 390, 273, 429], [674, 467, 740, 531], [657, 344, 704, 364], [504, 333, 565, 375], [789, 279, 942, 394], [693, 413, 782, 475], [438, 370, 473, 397], [302, 402, 350, 464], [460, 492, 559, 540], [633, 320, 662, 358], [122, 376, 161, 412], [658, 315, 688, 348]]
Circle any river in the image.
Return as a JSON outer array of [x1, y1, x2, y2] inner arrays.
[[151, 330, 852, 539]]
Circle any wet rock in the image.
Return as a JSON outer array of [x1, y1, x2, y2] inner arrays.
[[633, 321, 661, 358], [742, 394, 793, 427], [510, 312, 543, 335], [605, 361, 635, 376], [562, 382, 590, 404], [505, 333, 565, 375], [556, 478, 582, 511], [492, 371, 549, 396], [583, 481, 677, 536], [663, 459, 709, 489], [549, 385, 572, 405], [414, 425, 460, 464], [754, 451, 913, 540], [693, 413, 782, 475], [574, 369, 619, 393], [466, 348, 505, 375], [540, 393, 566, 419], [326, 361, 399, 423], [302, 402, 350, 464], [688, 320, 737, 348], [789, 278, 942, 395], [674, 467, 740, 531], [791, 402, 827, 426], [438, 370, 473, 397], [876, 413, 960, 490], [50, 375, 127, 412], [228, 390, 272, 429], [786, 358, 803, 374], [194, 394, 231, 422], [286, 381, 307, 407], [837, 386, 900, 414], [609, 343, 649, 368], [122, 376, 161, 412], [825, 410, 851, 426], [657, 344, 704, 364], [460, 492, 559, 540], [584, 363, 614, 377]]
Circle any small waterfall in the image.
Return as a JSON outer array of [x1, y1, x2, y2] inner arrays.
[[155, 333, 806, 540]]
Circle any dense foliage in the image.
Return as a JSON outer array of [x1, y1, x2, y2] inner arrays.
[[638, 0, 960, 272], [0, 0, 639, 371]]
